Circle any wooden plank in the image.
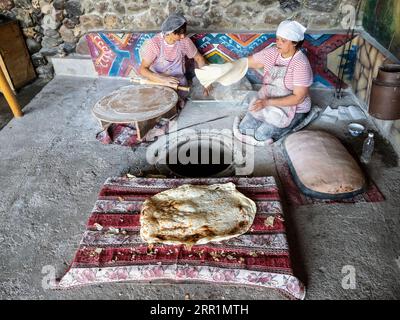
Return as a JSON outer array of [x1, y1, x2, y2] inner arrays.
[[0, 61, 23, 117], [162, 105, 177, 119], [135, 118, 158, 141], [0, 20, 36, 90], [0, 54, 15, 94], [135, 105, 177, 141]]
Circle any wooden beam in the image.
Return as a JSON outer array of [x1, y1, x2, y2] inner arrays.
[[0, 55, 15, 94], [0, 63, 23, 118]]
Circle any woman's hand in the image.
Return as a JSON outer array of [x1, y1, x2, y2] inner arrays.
[[249, 99, 269, 112], [203, 84, 213, 96], [158, 75, 180, 87], [140, 59, 179, 88]]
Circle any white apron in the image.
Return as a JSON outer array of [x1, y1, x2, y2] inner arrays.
[[250, 51, 297, 128]]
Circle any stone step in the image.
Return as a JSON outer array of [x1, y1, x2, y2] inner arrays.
[[51, 54, 98, 77]]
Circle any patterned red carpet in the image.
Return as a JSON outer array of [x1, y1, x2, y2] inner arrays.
[[96, 118, 171, 147], [58, 177, 305, 300]]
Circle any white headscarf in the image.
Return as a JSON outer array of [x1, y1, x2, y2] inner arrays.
[[276, 20, 307, 42]]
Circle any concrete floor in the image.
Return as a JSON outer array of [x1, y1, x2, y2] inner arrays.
[[0, 79, 50, 131], [0, 76, 399, 300]]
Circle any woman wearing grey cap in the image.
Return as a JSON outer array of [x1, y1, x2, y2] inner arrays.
[[238, 20, 313, 143], [140, 13, 209, 104]]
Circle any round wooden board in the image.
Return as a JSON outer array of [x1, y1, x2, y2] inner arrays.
[[92, 85, 178, 123]]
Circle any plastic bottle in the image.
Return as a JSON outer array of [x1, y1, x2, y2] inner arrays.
[[360, 132, 374, 164]]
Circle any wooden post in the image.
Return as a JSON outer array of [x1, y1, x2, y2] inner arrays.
[[0, 65, 23, 118], [0, 55, 15, 94]]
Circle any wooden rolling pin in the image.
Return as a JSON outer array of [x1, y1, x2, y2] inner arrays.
[[130, 77, 190, 92]]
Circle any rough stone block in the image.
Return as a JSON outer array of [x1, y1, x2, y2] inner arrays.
[[26, 38, 41, 54], [53, 0, 65, 11], [79, 14, 103, 30], [304, 0, 339, 12], [279, 0, 301, 13], [0, 0, 15, 11], [42, 14, 60, 30], [13, 0, 30, 9], [104, 13, 121, 30], [75, 36, 90, 56], [59, 24, 76, 43], [11, 7, 33, 27], [65, 0, 82, 18]]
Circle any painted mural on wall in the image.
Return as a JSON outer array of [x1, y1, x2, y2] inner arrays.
[[86, 32, 358, 89], [352, 35, 390, 105], [363, 0, 400, 60]]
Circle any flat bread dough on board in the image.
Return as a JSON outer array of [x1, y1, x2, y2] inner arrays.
[[140, 183, 257, 245], [92, 85, 178, 123]]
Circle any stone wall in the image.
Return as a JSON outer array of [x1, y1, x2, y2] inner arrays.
[[0, 0, 361, 79], [77, 0, 359, 32]]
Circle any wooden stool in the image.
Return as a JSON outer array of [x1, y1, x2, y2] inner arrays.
[[92, 85, 178, 141]]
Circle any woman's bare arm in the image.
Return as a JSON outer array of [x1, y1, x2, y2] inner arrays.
[[193, 52, 207, 68], [247, 55, 264, 69], [193, 52, 213, 95]]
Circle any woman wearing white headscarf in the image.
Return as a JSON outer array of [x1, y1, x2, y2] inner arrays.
[[140, 13, 208, 98], [239, 20, 313, 142]]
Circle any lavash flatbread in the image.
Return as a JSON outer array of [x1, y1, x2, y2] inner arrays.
[[140, 183, 257, 245]]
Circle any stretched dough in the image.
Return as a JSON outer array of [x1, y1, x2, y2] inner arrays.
[[195, 58, 248, 88]]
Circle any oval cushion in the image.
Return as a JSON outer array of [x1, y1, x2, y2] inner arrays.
[[284, 130, 366, 198]]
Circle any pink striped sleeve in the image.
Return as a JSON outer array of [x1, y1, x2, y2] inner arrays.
[[251, 47, 276, 66], [181, 37, 198, 59], [292, 57, 313, 87], [140, 38, 159, 63]]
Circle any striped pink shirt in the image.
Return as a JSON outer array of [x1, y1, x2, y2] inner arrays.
[[252, 46, 313, 113], [140, 33, 198, 64]]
